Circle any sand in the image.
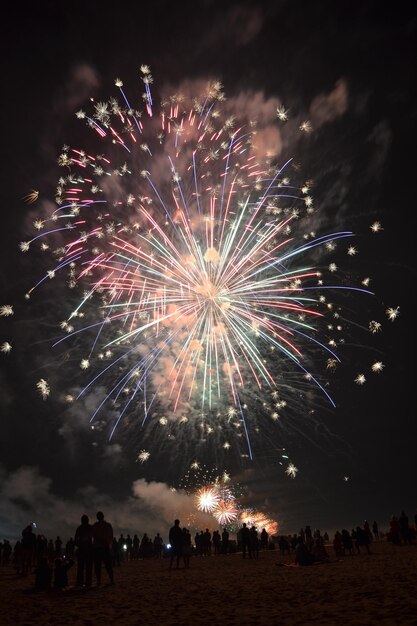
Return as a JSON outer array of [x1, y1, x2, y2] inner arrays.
[[1, 540, 416, 626]]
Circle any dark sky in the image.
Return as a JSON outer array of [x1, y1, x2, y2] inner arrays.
[[0, 0, 416, 541]]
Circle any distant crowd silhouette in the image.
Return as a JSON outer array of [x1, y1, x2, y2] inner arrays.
[[0, 508, 416, 588]]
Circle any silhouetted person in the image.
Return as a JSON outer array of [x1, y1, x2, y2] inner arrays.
[[92, 511, 114, 585], [221, 528, 229, 554], [21, 524, 36, 576], [355, 526, 371, 554], [168, 519, 183, 570], [250, 526, 259, 558], [2, 540, 12, 565], [142, 533, 152, 558], [132, 534, 140, 559], [153, 533, 163, 559], [399, 511, 410, 544], [341, 529, 354, 555], [74, 514, 93, 588], [279, 535, 290, 556], [182, 527, 192, 568], [34, 556, 52, 590], [212, 530, 221, 555], [47, 539, 55, 562], [312, 537, 329, 562], [53, 557, 74, 590], [126, 534, 133, 560], [305, 525, 313, 550], [118, 534, 126, 562], [372, 521, 379, 540], [198, 531, 204, 556], [290, 534, 298, 551], [389, 516, 400, 544], [203, 529, 212, 556], [364, 520, 373, 544], [240, 523, 251, 558], [54, 536, 62, 557], [36, 534, 47, 563], [65, 537, 75, 559], [260, 528, 269, 550], [111, 537, 120, 567], [333, 532, 343, 557]]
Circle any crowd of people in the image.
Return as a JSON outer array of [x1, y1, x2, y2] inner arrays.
[[0, 511, 116, 590], [275, 510, 417, 567], [0, 508, 416, 588]]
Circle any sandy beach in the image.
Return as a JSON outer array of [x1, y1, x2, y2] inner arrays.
[[0, 540, 416, 626]]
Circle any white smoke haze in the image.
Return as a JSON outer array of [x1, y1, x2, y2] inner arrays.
[[59, 64, 101, 115], [309, 79, 348, 127], [200, 5, 264, 49], [0, 466, 213, 542], [35, 63, 101, 167], [224, 90, 280, 126], [365, 120, 392, 178]]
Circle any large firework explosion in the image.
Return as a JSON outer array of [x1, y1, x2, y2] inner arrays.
[[6, 66, 396, 472]]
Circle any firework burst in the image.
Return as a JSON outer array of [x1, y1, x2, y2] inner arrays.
[[13, 66, 387, 464], [195, 486, 221, 513], [238, 510, 278, 536], [213, 500, 238, 525]]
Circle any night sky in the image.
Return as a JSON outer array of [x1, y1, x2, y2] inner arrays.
[[0, 0, 415, 542]]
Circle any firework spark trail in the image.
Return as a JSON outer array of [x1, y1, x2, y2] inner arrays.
[[19, 69, 376, 459]]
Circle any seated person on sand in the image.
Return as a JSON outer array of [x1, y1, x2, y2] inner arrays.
[[295, 537, 317, 566], [295, 537, 331, 566], [311, 539, 329, 562], [53, 557, 74, 590], [34, 557, 52, 590]]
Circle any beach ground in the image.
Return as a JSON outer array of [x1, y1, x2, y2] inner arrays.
[[0, 540, 416, 625]]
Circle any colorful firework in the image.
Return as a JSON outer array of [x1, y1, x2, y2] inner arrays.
[[194, 469, 239, 517], [213, 500, 239, 525], [12, 66, 392, 463], [22, 189, 39, 205], [181, 463, 242, 526], [238, 509, 278, 536]]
